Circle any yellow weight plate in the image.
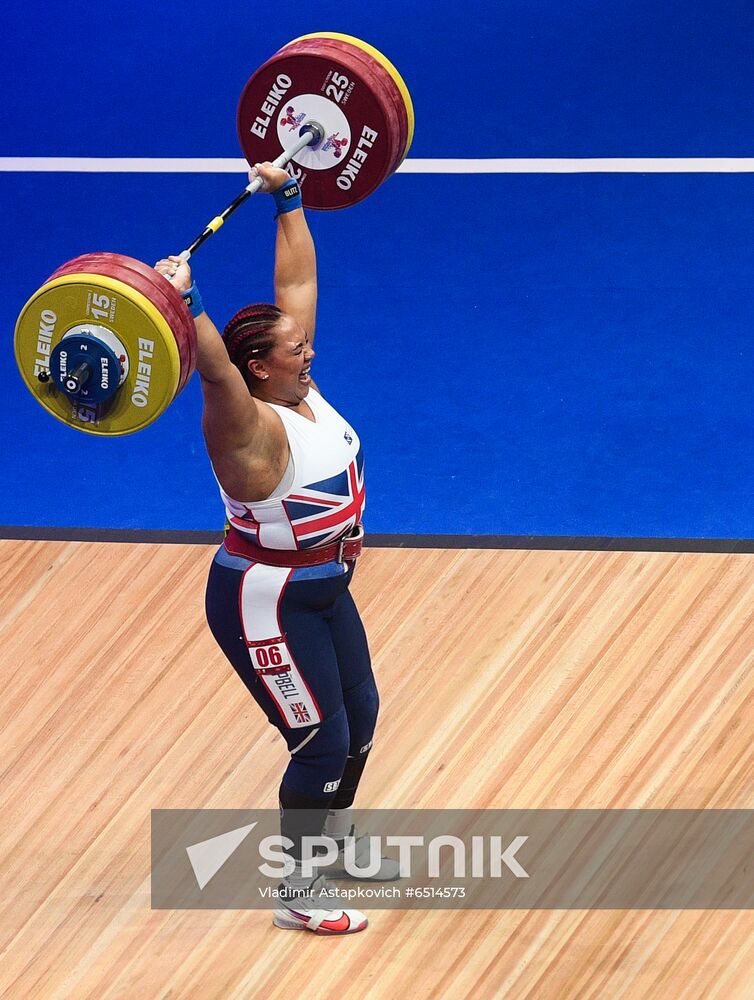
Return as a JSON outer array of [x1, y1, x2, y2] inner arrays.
[[292, 32, 415, 161], [15, 273, 181, 436]]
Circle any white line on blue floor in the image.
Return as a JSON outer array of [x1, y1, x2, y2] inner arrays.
[[1, 157, 754, 173]]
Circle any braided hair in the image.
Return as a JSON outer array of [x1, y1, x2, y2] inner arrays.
[[223, 303, 283, 389]]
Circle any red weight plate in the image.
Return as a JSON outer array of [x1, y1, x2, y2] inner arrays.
[[238, 53, 395, 209], [237, 45, 401, 209], [51, 254, 197, 394], [50, 254, 195, 395], [282, 36, 408, 174]]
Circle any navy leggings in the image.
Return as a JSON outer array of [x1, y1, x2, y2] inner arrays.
[[205, 546, 379, 850]]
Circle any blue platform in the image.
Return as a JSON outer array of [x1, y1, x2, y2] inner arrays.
[[2, 1, 753, 538]]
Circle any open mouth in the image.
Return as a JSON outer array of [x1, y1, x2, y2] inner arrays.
[[299, 367, 311, 384]]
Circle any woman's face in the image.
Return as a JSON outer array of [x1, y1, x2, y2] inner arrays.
[[248, 313, 314, 403]]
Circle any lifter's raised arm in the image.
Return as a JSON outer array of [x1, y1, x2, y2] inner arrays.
[[154, 256, 261, 455], [249, 163, 318, 344]]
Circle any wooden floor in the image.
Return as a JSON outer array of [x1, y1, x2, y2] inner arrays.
[[1, 539, 753, 999]]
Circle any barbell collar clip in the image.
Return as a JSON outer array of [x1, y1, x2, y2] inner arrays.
[[299, 120, 325, 149]]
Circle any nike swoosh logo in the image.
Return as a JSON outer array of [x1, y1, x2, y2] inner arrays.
[[319, 911, 351, 932]]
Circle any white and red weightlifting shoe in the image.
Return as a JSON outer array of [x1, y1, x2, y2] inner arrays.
[[272, 874, 368, 935]]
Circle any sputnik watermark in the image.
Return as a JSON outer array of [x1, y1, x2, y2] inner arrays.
[[152, 809, 754, 910], [261, 834, 529, 879], [189, 830, 529, 885]]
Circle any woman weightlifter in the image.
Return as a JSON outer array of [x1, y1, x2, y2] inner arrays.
[[156, 162, 397, 935]]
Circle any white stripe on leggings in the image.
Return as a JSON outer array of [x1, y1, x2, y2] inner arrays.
[[239, 562, 321, 729]]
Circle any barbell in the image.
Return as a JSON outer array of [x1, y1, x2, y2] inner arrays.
[[14, 33, 414, 436]]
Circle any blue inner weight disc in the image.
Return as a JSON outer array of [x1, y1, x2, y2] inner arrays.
[[49, 332, 122, 403]]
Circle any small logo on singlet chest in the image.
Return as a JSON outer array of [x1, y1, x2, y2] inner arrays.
[[344, 428, 353, 444]]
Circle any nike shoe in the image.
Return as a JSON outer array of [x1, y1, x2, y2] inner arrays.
[[272, 874, 368, 935]]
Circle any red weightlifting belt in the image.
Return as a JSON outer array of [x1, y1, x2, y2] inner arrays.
[[224, 523, 365, 567]]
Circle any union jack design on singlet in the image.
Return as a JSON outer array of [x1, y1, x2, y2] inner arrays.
[[216, 388, 365, 552], [283, 446, 365, 549]]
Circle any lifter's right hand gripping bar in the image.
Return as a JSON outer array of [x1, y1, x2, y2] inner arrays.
[[179, 121, 325, 261]]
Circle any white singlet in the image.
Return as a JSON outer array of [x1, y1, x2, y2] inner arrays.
[[218, 388, 365, 551]]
